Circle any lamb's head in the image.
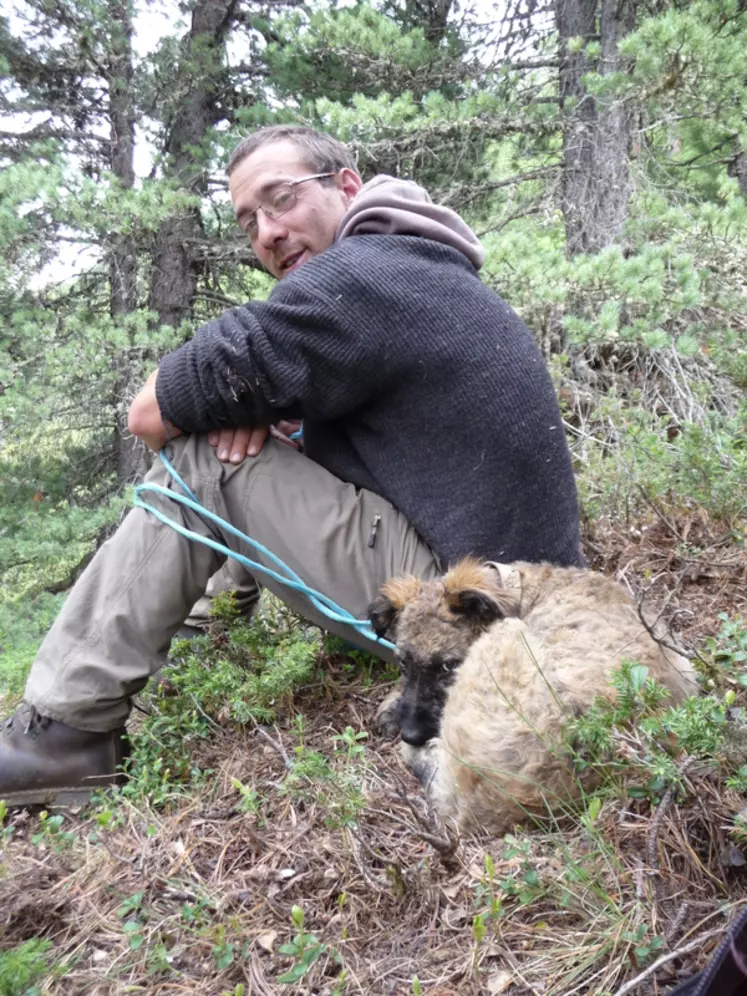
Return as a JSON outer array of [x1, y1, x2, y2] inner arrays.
[[369, 558, 520, 747]]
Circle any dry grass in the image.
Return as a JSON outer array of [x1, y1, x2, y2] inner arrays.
[[2, 682, 747, 993]]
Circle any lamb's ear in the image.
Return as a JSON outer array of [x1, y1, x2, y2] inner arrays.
[[444, 557, 520, 622], [452, 587, 513, 623], [368, 575, 422, 638]]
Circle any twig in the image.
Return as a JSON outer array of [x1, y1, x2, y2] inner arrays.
[[366, 806, 459, 862], [612, 926, 723, 995], [188, 693, 222, 732], [646, 781, 676, 908], [345, 828, 390, 892], [636, 585, 695, 663], [250, 720, 293, 770], [666, 902, 691, 947], [635, 485, 681, 540]]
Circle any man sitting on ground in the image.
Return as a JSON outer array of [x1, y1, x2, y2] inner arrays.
[[0, 125, 583, 806]]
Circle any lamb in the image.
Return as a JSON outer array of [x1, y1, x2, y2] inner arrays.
[[369, 558, 698, 833]]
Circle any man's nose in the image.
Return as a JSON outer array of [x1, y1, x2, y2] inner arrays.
[[256, 209, 288, 247]]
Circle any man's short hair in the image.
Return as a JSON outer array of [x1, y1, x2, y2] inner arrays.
[[227, 125, 357, 176]]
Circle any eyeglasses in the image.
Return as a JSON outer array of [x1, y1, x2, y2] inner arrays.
[[241, 172, 336, 237]]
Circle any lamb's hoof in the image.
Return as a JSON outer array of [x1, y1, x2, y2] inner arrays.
[[376, 686, 402, 738]]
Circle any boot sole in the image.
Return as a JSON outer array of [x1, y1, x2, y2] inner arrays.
[[1, 777, 124, 809]]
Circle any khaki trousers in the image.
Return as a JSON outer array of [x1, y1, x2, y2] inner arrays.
[[25, 434, 440, 731]]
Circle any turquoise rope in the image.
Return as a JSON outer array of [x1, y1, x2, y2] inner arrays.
[[133, 449, 395, 652]]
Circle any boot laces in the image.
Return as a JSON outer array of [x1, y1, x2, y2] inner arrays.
[[1, 702, 51, 738]]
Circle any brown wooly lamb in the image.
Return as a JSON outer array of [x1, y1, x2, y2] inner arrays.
[[368, 558, 698, 834]]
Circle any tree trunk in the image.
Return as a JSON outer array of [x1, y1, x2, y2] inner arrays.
[[107, 0, 148, 485], [147, 0, 239, 332], [729, 148, 747, 197], [557, 0, 635, 257]]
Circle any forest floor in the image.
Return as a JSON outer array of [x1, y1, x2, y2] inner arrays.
[[1, 502, 747, 996]]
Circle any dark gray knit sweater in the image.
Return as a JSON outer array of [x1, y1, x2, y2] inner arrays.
[[156, 234, 582, 568]]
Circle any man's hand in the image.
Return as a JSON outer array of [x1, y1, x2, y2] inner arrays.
[[128, 369, 182, 451], [209, 420, 302, 463]]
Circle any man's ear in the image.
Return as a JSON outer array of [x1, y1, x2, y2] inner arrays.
[[338, 167, 362, 203]]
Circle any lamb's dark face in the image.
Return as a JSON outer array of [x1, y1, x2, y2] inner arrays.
[[391, 604, 477, 746], [369, 560, 520, 748]]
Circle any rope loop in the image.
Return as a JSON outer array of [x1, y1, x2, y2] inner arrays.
[[133, 450, 395, 652]]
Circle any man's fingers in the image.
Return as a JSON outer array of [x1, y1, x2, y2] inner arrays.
[[214, 428, 238, 461], [212, 425, 271, 462], [227, 427, 254, 463], [271, 420, 302, 449], [246, 425, 270, 457], [275, 419, 302, 436]]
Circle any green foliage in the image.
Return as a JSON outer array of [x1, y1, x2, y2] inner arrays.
[[620, 923, 665, 969], [163, 597, 320, 725], [121, 594, 320, 807], [0, 592, 64, 703], [280, 717, 369, 829], [321, 632, 397, 686], [569, 398, 747, 526], [276, 904, 344, 986], [0, 938, 52, 996], [703, 613, 747, 676], [263, 5, 456, 104], [30, 810, 77, 850], [567, 638, 747, 805]]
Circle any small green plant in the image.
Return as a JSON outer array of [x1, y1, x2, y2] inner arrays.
[[211, 925, 236, 971], [0, 799, 13, 843], [622, 923, 665, 968], [471, 911, 488, 973], [231, 776, 263, 817], [180, 895, 213, 926], [704, 613, 747, 677], [502, 835, 546, 906], [473, 852, 504, 921], [117, 890, 146, 951], [0, 938, 52, 996], [331, 726, 368, 761], [30, 810, 75, 849], [282, 725, 369, 828], [276, 904, 343, 985]]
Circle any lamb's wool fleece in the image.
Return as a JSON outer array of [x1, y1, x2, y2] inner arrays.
[[398, 561, 698, 833]]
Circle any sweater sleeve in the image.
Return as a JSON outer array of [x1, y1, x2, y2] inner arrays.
[[155, 248, 394, 434]]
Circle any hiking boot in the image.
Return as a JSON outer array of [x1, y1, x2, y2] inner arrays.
[[0, 702, 128, 807]]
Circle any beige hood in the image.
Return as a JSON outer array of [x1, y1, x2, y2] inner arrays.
[[336, 174, 484, 271]]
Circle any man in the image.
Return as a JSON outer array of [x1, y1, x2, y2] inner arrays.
[[0, 125, 583, 806]]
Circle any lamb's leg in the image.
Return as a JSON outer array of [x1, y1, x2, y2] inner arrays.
[[376, 684, 403, 738], [401, 740, 460, 822]]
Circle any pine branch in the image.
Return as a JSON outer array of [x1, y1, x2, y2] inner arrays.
[[499, 57, 561, 71]]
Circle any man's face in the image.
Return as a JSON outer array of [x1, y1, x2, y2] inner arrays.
[[229, 139, 362, 281]]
